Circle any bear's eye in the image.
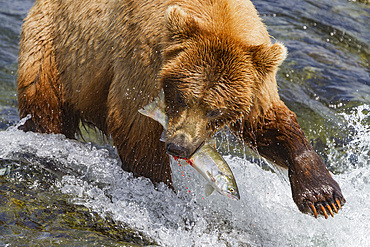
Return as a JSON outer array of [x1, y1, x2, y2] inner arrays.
[[177, 93, 187, 107], [206, 109, 221, 119]]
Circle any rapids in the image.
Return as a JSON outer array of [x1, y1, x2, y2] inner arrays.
[[0, 0, 369, 246]]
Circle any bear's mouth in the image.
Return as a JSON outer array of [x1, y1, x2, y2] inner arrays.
[[166, 140, 205, 159], [189, 140, 206, 158], [170, 140, 205, 161]]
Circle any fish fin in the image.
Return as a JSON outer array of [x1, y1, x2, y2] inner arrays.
[[138, 103, 158, 120], [157, 89, 165, 108], [160, 130, 166, 142], [138, 108, 150, 118], [205, 184, 215, 197], [139, 89, 167, 128], [138, 89, 164, 118]]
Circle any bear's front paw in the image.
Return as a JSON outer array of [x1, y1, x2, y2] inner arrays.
[[290, 171, 346, 219]]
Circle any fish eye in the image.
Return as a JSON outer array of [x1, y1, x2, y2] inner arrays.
[[229, 188, 234, 193]]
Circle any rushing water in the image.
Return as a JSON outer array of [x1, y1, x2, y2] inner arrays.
[[0, 0, 369, 246]]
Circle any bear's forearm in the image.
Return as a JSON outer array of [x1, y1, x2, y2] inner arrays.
[[232, 104, 313, 169], [231, 104, 345, 217]]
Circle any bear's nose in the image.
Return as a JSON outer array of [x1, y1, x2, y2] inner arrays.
[[166, 142, 192, 158]]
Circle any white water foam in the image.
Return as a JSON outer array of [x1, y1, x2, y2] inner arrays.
[[0, 105, 369, 246], [326, 105, 370, 171]]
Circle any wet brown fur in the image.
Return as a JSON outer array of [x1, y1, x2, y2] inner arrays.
[[17, 0, 344, 216]]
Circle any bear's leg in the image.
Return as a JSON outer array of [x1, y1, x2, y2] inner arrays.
[[17, 41, 79, 138], [17, 6, 79, 139], [231, 103, 345, 218]]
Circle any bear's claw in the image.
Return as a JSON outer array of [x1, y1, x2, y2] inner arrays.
[[307, 196, 344, 219], [326, 204, 334, 217], [289, 150, 345, 219], [336, 198, 342, 209], [309, 204, 317, 218], [331, 201, 338, 213]]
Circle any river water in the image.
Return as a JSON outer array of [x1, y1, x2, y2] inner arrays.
[[0, 0, 369, 246]]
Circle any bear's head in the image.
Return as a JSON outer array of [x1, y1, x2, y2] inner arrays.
[[160, 5, 287, 158]]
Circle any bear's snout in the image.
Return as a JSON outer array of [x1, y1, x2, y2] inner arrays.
[[166, 142, 191, 158], [165, 132, 195, 158], [165, 109, 208, 159]]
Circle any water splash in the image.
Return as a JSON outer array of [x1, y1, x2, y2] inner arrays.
[[326, 105, 370, 172], [0, 106, 369, 246]]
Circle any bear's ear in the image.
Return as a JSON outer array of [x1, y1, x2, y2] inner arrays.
[[164, 5, 200, 41], [250, 42, 287, 76]]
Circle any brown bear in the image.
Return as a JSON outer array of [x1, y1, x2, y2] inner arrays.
[[17, 0, 345, 218]]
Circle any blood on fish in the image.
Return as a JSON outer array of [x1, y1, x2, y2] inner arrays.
[[185, 159, 193, 166], [173, 155, 193, 166]]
